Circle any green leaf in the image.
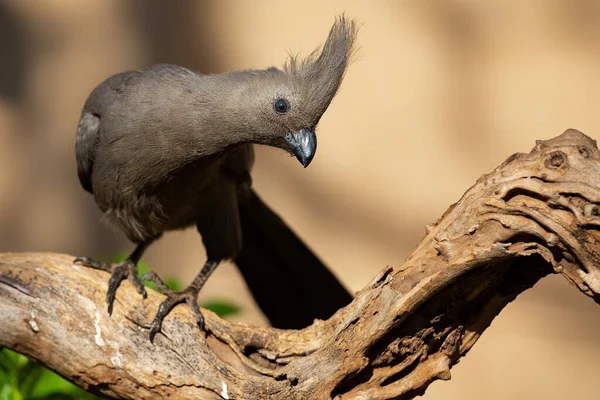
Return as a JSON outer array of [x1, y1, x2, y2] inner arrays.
[[0, 349, 102, 400], [0, 350, 27, 370], [16, 361, 44, 397], [27, 369, 77, 398], [0, 350, 27, 388], [0, 377, 11, 394], [27, 369, 103, 399], [162, 277, 182, 292], [201, 300, 241, 318], [0, 384, 22, 400], [0, 353, 16, 386]]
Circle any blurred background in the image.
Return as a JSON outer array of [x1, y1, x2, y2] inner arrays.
[[1, 0, 600, 398]]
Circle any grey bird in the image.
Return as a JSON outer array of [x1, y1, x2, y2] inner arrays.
[[75, 16, 357, 341]]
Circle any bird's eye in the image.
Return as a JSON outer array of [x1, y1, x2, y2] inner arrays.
[[274, 98, 289, 114]]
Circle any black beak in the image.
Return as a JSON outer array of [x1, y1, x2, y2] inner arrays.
[[284, 128, 317, 168]]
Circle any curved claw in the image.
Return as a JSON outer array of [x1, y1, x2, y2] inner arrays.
[[149, 323, 160, 343], [188, 297, 205, 331], [148, 289, 205, 343], [74, 256, 147, 315], [107, 290, 116, 316], [149, 293, 182, 342], [106, 262, 132, 315], [127, 273, 148, 299], [140, 271, 172, 293]]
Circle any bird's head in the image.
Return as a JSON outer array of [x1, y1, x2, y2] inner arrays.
[[237, 15, 358, 167]]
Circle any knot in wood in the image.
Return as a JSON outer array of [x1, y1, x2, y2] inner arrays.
[[578, 145, 592, 159], [545, 151, 567, 168]]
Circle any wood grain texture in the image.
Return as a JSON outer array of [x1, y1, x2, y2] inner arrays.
[[2, 129, 600, 399]]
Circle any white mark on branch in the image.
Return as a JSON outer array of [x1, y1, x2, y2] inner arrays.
[[72, 263, 81, 271], [111, 349, 123, 367], [220, 381, 229, 399], [28, 311, 40, 333], [468, 224, 479, 234], [94, 310, 105, 347]]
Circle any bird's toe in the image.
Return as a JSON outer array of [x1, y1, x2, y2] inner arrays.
[[140, 271, 172, 293], [73, 256, 111, 272], [147, 288, 205, 343], [187, 295, 206, 331]]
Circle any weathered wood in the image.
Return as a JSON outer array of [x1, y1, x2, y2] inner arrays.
[[2, 129, 600, 399]]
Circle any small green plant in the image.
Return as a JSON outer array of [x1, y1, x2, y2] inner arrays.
[[0, 349, 100, 400], [1, 254, 241, 399]]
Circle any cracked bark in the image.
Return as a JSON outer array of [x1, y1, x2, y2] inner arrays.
[[1, 129, 600, 399]]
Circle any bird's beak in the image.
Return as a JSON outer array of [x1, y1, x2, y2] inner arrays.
[[284, 128, 317, 168]]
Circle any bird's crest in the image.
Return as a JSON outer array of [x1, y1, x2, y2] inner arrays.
[[283, 14, 359, 122]]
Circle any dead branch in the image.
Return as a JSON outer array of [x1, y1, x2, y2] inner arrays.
[[2, 129, 600, 400]]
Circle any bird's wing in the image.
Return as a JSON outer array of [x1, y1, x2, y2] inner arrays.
[[75, 70, 143, 193], [75, 111, 100, 193]]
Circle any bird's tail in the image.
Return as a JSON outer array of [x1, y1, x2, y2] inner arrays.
[[235, 188, 352, 329]]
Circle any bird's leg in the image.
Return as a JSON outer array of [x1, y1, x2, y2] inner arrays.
[[141, 260, 220, 342], [74, 238, 157, 315]]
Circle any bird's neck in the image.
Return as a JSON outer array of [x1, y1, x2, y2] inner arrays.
[[185, 71, 262, 154]]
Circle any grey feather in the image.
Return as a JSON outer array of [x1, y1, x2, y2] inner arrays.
[[75, 16, 359, 254], [74, 15, 359, 334], [75, 112, 100, 193]]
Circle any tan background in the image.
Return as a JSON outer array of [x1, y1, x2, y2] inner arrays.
[[1, 1, 599, 398]]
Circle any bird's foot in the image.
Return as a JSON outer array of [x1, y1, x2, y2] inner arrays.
[[141, 271, 205, 342], [74, 256, 147, 315]]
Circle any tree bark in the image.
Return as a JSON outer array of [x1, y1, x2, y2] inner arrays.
[[2, 129, 600, 400]]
